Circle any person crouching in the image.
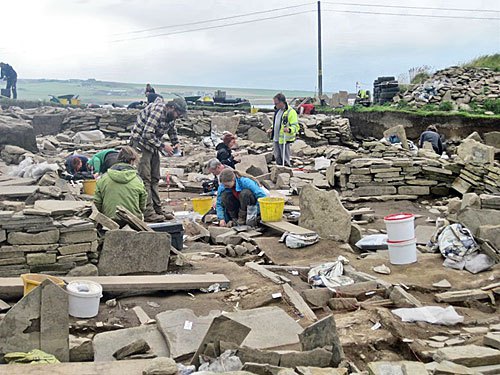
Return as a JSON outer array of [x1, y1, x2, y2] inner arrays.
[[94, 146, 147, 224], [216, 169, 267, 227]]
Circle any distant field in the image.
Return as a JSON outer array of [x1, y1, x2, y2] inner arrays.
[[14, 79, 315, 106]]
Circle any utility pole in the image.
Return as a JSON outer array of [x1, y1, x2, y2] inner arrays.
[[317, 0, 323, 99]]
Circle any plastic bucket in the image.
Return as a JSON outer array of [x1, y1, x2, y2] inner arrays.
[[21, 274, 65, 296], [387, 238, 417, 265], [384, 213, 415, 242], [66, 280, 102, 318], [191, 197, 213, 215], [82, 179, 97, 195], [258, 197, 285, 222]]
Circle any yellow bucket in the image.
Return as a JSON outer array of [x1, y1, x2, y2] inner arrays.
[[258, 197, 285, 222], [83, 179, 97, 195], [21, 274, 65, 296], [70, 98, 81, 106], [59, 98, 69, 105], [250, 106, 259, 114], [192, 197, 213, 215]]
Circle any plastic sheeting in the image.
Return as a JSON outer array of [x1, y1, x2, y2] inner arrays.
[[280, 232, 320, 249], [307, 256, 354, 291], [392, 306, 464, 326]]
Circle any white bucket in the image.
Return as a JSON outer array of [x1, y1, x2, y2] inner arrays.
[[384, 213, 415, 242], [66, 280, 102, 318], [388, 238, 417, 265]]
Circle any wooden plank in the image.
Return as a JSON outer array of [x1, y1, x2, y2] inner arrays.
[[263, 265, 310, 272], [245, 262, 290, 284], [482, 282, 500, 291], [348, 207, 375, 216], [261, 220, 316, 235], [0, 274, 230, 299], [282, 283, 317, 322], [435, 289, 492, 303], [0, 359, 154, 375], [284, 205, 300, 212]]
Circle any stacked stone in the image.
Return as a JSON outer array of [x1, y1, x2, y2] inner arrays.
[[332, 156, 459, 197], [98, 111, 138, 139], [0, 212, 98, 276], [62, 112, 101, 132], [452, 163, 500, 195], [394, 66, 500, 110]]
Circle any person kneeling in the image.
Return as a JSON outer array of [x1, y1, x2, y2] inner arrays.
[[94, 146, 147, 223], [216, 169, 267, 227]]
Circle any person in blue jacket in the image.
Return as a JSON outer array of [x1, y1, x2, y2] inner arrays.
[[216, 169, 267, 227]]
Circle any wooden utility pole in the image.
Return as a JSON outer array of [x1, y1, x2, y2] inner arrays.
[[317, 0, 323, 98]]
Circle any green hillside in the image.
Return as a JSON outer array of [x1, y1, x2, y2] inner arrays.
[[14, 79, 314, 106]]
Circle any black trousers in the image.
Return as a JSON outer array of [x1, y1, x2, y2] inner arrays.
[[221, 189, 256, 222], [6, 77, 17, 99]]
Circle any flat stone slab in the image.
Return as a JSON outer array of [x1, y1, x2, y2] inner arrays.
[[367, 361, 427, 375], [155, 308, 221, 360], [434, 345, 500, 367], [93, 325, 168, 362], [34, 200, 91, 216], [224, 307, 303, 350], [98, 230, 171, 276], [0, 185, 38, 198], [415, 225, 435, 245]]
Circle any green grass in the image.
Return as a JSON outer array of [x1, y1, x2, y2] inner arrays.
[[318, 104, 500, 119], [14, 78, 314, 106], [463, 54, 500, 71]]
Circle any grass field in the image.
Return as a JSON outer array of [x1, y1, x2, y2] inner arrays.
[[13, 78, 314, 106]]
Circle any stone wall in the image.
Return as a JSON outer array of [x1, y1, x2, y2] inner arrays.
[[0, 213, 98, 277]]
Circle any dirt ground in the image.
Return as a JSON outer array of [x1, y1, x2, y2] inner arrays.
[[70, 190, 498, 370]]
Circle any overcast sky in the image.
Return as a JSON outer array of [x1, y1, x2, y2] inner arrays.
[[2, 0, 499, 93]]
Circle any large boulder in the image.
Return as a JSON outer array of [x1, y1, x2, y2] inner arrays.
[[457, 138, 495, 164], [0, 115, 38, 152], [299, 184, 351, 242], [483, 131, 500, 148], [457, 208, 500, 235]]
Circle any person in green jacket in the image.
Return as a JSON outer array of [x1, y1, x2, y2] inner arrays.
[[87, 149, 119, 174], [94, 146, 147, 222]]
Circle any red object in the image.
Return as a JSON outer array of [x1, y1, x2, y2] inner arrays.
[[299, 103, 315, 114], [387, 237, 416, 244], [231, 187, 240, 200], [383, 213, 414, 221]]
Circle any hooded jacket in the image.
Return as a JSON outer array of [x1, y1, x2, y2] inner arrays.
[[94, 163, 147, 220], [87, 149, 118, 174], [216, 142, 237, 168]]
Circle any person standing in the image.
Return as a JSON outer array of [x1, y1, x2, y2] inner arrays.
[[267, 93, 299, 167], [129, 97, 187, 222], [0, 62, 17, 99], [94, 146, 147, 223]]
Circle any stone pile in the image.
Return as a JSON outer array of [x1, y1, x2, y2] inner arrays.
[[394, 66, 500, 110], [330, 154, 458, 198], [300, 115, 355, 147], [0, 211, 98, 277]]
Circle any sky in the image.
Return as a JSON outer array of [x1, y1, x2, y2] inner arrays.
[[1, 0, 499, 93]]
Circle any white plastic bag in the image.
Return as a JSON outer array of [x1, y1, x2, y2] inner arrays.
[[392, 306, 464, 325], [280, 232, 319, 249], [355, 234, 388, 250], [198, 350, 242, 372], [307, 256, 354, 291]]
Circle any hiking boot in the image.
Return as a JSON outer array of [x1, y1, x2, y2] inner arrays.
[[144, 213, 165, 223]]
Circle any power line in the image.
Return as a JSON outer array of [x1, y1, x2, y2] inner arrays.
[[114, 3, 314, 36], [322, 8, 500, 20], [112, 10, 315, 42], [323, 1, 500, 14]]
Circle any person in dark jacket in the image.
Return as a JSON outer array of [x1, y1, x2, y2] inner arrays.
[[65, 154, 89, 175], [0, 62, 17, 99], [216, 133, 240, 168], [145, 83, 155, 95], [419, 125, 443, 155]]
